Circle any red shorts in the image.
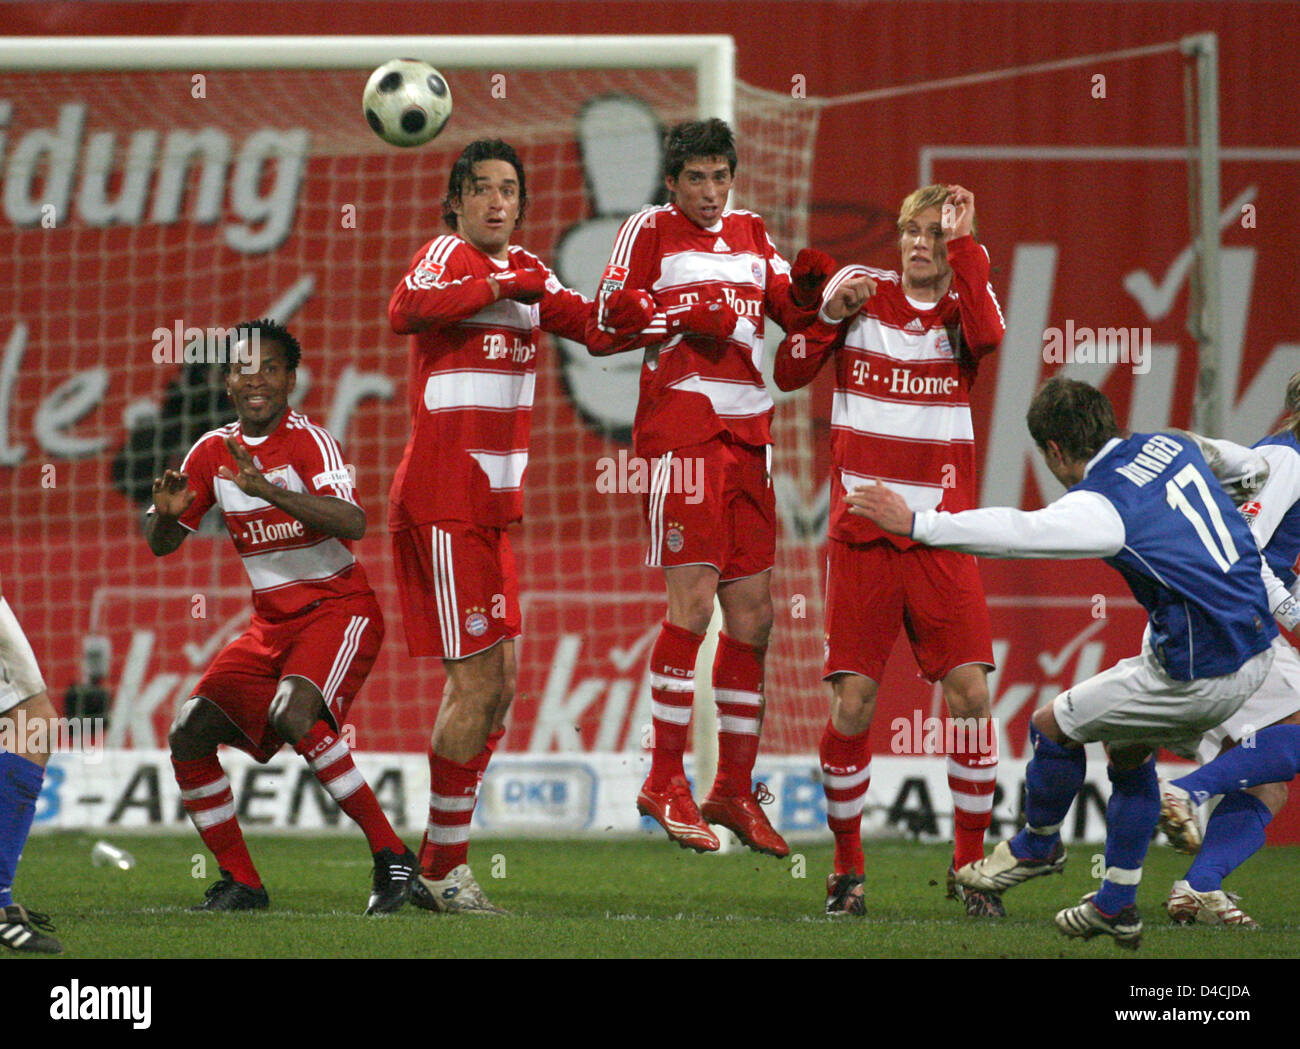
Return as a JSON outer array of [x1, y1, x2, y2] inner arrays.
[[823, 538, 995, 683], [642, 436, 776, 581], [392, 521, 522, 660], [193, 592, 385, 762]]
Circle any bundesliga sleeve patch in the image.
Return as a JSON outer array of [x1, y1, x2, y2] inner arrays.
[[410, 258, 445, 290], [599, 264, 628, 296]]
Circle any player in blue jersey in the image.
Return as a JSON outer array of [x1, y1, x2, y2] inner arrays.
[[847, 377, 1277, 949], [0, 595, 63, 953], [1157, 378, 1300, 926]]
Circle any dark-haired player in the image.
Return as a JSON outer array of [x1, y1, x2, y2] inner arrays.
[[850, 377, 1277, 948], [147, 321, 418, 913], [387, 139, 649, 913], [774, 185, 1006, 916], [589, 118, 836, 857]]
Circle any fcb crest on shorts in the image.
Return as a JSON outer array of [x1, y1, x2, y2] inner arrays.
[[464, 607, 489, 637], [665, 521, 685, 554]]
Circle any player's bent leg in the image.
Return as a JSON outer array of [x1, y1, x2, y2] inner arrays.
[[703, 572, 786, 857], [956, 704, 1074, 895], [270, 677, 416, 915], [168, 696, 269, 910], [1090, 746, 1158, 930], [0, 690, 63, 952], [819, 674, 875, 915], [412, 646, 508, 915]]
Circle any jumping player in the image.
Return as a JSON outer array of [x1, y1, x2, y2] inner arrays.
[[147, 321, 417, 914], [387, 139, 650, 913], [773, 185, 1006, 916], [0, 601, 63, 952], [589, 117, 836, 857], [851, 377, 1277, 949]]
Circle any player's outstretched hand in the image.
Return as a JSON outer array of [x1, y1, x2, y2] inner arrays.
[[493, 268, 549, 304], [666, 300, 739, 342], [791, 248, 839, 309], [844, 480, 912, 535], [943, 185, 975, 240], [151, 469, 195, 518], [603, 288, 655, 334], [218, 436, 271, 498], [823, 272, 876, 321]]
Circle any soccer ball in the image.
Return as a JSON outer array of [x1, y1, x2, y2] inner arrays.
[[362, 59, 453, 147]]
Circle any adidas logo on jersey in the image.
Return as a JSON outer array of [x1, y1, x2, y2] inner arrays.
[[713, 237, 731, 252], [905, 318, 925, 333]]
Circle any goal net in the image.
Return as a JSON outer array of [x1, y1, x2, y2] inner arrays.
[[0, 37, 829, 769]]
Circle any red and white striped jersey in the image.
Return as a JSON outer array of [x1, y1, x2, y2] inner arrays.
[[161, 411, 375, 620], [774, 235, 1005, 547], [388, 234, 593, 530], [596, 204, 814, 459]]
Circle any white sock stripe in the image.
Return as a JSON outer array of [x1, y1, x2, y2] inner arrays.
[[322, 766, 366, 801], [718, 714, 761, 736], [949, 789, 995, 814], [425, 823, 472, 845], [321, 617, 366, 704], [651, 700, 693, 725], [827, 797, 867, 819], [824, 763, 872, 790], [945, 757, 999, 781], [714, 688, 762, 708], [1105, 866, 1143, 886], [180, 777, 231, 801], [650, 672, 695, 693], [428, 791, 478, 813], [307, 737, 352, 773], [191, 799, 237, 830]]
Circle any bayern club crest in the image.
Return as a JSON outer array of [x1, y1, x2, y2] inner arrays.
[[666, 526, 684, 553], [465, 612, 489, 637]]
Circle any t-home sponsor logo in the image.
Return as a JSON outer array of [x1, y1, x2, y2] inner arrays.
[[50, 981, 151, 1030], [1042, 321, 1151, 374]]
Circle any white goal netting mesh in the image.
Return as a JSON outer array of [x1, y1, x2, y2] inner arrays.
[[0, 65, 828, 756]]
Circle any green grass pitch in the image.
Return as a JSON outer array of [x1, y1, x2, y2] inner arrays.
[[14, 832, 1300, 959]]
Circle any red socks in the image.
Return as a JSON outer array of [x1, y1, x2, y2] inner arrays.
[[294, 721, 404, 855], [712, 632, 765, 796], [820, 721, 871, 877], [948, 743, 998, 868], [173, 754, 262, 889], [645, 621, 704, 789]]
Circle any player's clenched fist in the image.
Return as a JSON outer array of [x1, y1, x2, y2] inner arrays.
[[790, 248, 838, 309], [602, 288, 655, 334], [492, 268, 549, 303], [666, 299, 738, 341], [822, 272, 877, 321], [151, 468, 195, 518], [942, 185, 975, 240]]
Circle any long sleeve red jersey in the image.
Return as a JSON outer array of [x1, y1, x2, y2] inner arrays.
[[594, 204, 815, 459], [774, 235, 1005, 548], [387, 233, 595, 531]]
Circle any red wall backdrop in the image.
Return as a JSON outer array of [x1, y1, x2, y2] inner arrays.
[[1, 3, 1297, 840]]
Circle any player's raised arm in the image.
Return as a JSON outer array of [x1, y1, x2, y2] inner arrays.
[[145, 468, 196, 556], [941, 186, 1005, 362], [773, 268, 873, 391], [219, 436, 366, 541]]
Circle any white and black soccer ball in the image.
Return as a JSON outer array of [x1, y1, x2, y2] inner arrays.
[[362, 59, 453, 147]]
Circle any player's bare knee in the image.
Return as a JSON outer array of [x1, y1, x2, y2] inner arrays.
[[831, 674, 877, 734], [268, 682, 321, 744], [169, 697, 213, 759]]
